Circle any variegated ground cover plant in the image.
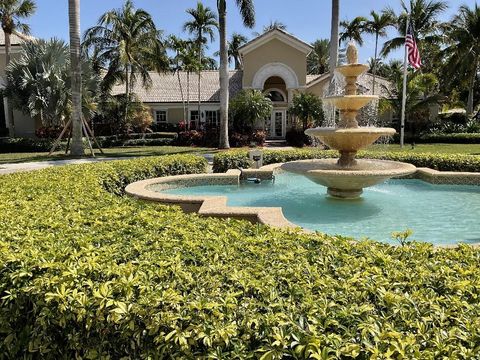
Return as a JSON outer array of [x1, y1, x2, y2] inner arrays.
[[0, 155, 480, 359]]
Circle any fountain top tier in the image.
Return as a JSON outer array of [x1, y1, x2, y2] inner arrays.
[[305, 42, 396, 166]]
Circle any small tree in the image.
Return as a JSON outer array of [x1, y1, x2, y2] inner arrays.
[[289, 93, 324, 130], [128, 102, 153, 136], [230, 90, 272, 133]]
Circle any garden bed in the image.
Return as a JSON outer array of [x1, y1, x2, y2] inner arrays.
[[1, 155, 480, 358]]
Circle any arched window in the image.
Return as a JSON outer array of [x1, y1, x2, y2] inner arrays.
[[266, 90, 285, 102]]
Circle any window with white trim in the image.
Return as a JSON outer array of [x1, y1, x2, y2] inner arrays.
[[155, 110, 167, 123], [205, 110, 219, 127]]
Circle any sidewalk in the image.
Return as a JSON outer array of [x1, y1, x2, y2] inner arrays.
[[0, 153, 216, 175]]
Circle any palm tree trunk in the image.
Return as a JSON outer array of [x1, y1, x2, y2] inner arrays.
[[187, 71, 190, 130], [218, 0, 230, 149], [125, 66, 130, 125], [177, 70, 187, 127], [372, 33, 378, 95], [68, 0, 84, 156], [467, 61, 478, 116], [4, 31, 15, 137], [234, 57, 241, 70], [198, 32, 202, 131], [329, 0, 340, 78]]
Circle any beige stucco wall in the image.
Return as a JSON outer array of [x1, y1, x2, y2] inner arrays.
[[243, 38, 307, 88]]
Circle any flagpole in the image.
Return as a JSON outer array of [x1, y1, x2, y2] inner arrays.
[[400, 16, 410, 148]]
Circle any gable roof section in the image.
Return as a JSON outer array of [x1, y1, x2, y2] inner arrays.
[[0, 31, 34, 46], [239, 28, 313, 56], [112, 70, 243, 103]]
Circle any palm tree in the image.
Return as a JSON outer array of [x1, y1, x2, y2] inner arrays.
[[183, 2, 218, 130], [168, 35, 189, 125], [384, 71, 444, 137], [263, 20, 287, 32], [364, 10, 396, 94], [381, 0, 448, 57], [68, 0, 84, 156], [0, 0, 36, 137], [308, 39, 330, 75], [217, 0, 255, 149], [84, 0, 168, 125], [329, 0, 340, 79], [340, 16, 367, 46], [5, 39, 100, 129], [226, 33, 248, 69], [253, 20, 287, 36], [444, 4, 480, 115]]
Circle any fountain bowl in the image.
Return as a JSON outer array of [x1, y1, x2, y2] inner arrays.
[[323, 95, 379, 111], [305, 127, 396, 152], [281, 159, 417, 199], [336, 63, 369, 78]]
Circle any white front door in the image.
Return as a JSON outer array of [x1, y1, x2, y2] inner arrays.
[[266, 110, 286, 139]]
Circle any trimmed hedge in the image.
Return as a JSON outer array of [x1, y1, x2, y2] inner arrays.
[[0, 137, 65, 153], [213, 149, 480, 173], [2, 155, 480, 358], [420, 133, 480, 144]]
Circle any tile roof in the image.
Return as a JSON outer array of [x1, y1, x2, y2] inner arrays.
[[112, 70, 243, 103], [0, 31, 33, 46]]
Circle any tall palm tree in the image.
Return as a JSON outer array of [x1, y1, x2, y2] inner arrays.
[[340, 16, 367, 46], [84, 0, 168, 125], [308, 39, 330, 75], [68, 0, 83, 155], [183, 2, 218, 130], [364, 10, 396, 94], [214, 32, 248, 69], [168, 35, 189, 125], [329, 0, 340, 79], [381, 0, 448, 57], [217, 0, 255, 149], [444, 4, 480, 115], [0, 0, 36, 137]]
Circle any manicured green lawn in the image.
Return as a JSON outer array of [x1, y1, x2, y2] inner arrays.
[[0, 146, 216, 165], [367, 143, 480, 155]]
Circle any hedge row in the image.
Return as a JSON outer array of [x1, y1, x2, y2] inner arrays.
[[213, 149, 480, 173], [420, 133, 480, 144], [0, 137, 64, 153], [1, 155, 480, 358]]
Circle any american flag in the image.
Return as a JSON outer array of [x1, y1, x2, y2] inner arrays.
[[406, 22, 422, 69]]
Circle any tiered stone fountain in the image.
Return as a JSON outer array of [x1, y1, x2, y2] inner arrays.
[[282, 43, 416, 199]]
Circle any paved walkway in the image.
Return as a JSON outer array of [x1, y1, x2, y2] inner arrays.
[[0, 147, 295, 175], [0, 153, 218, 175], [0, 157, 134, 175]]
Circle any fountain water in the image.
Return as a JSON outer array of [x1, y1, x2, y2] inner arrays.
[[281, 43, 416, 199]]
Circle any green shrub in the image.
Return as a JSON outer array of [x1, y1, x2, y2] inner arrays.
[[420, 133, 480, 144], [1, 154, 480, 358], [0, 137, 65, 153], [213, 149, 480, 173]]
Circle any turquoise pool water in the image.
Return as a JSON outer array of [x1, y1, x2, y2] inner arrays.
[[164, 173, 480, 245]]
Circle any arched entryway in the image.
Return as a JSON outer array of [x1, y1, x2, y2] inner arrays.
[[263, 76, 288, 139]]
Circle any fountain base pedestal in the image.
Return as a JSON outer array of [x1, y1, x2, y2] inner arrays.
[[327, 187, 363, 199]]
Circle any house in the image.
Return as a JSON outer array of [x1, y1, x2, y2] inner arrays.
[[0, 31, 38, 136], [2, 28, 392, 139]]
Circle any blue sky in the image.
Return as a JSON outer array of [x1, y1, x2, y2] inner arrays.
[[29, 0, 472, 66]]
